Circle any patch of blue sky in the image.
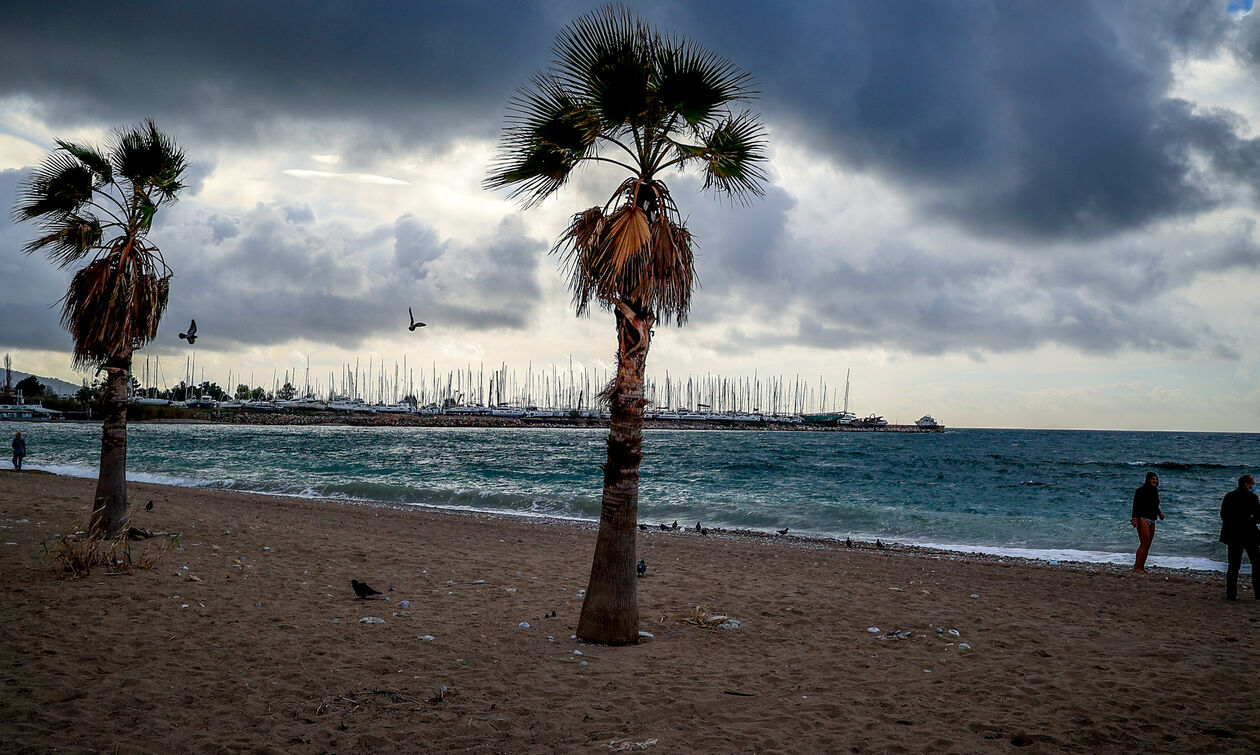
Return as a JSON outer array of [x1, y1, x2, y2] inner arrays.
[[1226, 0, 1253, 18]]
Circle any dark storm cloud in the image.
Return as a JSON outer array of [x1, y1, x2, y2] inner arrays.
[[0, 0, 575, 151], [0, 169, 75, 352], [3, 1, 1257, 361]]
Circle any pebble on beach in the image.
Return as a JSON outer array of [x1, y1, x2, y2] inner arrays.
[[359, 617, 386, 624]]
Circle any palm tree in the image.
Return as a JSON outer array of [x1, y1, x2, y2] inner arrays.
[[13, 119, 188, 537], [486, 6, 767, 644]]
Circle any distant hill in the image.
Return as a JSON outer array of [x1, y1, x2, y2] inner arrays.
[[3, 369, 82, 398]]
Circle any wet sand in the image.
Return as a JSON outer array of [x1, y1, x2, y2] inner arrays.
[[0, 469, 1255, 753]]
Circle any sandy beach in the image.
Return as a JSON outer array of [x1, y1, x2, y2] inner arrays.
[[1, 468, 1255, 753]]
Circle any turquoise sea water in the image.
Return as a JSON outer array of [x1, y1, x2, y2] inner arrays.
[[4, 421, 1254, 571]]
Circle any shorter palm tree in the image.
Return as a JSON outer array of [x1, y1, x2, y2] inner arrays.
[[13, 119, 188, 536]]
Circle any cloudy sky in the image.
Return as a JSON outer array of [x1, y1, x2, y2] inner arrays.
[[1, 0, 1258, 431]]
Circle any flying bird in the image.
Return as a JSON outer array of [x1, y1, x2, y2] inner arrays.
[[637, 559, 647, 577], [408, 307, 426, 332], [179, 319, 197, 344], [351, 579, 383, 599], [777, 527, 789, 535]]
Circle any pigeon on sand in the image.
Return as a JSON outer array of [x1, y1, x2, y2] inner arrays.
[[351, 579, 383, 599]]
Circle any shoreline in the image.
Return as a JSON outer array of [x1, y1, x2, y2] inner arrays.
[[7, 466, 1228, 574], [2, 470, 1255, 751]]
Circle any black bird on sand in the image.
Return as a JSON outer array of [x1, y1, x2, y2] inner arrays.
[[638, 523, 647, 531], [845, 537, 852, 548], [694, 522, 702, 532], [700, 527, 709, 536], [351, 579, 383, 599], [408, 307, 426, 331], [637, 559, 647, 577], [145, 501, 154, 511], [671, 521, 679, 531], [658, 523, 668, 530], [777, 527, 789, 535], [179, 319, 197, 344], [876, 539, 885, 550]]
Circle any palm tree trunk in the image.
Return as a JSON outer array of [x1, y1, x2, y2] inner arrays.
[[90, 355, 131, 537], [577, 304, 654, 644]]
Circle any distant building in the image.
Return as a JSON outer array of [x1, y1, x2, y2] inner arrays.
[[0, 403, 61, 421]]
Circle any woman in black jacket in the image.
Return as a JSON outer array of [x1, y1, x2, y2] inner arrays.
[[1130, 472, 1165, 573]]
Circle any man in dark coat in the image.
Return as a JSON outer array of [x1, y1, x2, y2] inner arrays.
[[1219, 474, 1260, 601]]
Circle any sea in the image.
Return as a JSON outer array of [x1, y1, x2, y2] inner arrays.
[[4, 422, 1254, 571]]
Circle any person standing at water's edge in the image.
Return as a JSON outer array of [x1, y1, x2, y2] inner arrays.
[[1219, 474, 1260, 601], [11, 432, 24, 471], [1131, 472, 1165, 573]]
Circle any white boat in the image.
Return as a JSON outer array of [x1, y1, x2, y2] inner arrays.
[[915, 415, 944, 428]]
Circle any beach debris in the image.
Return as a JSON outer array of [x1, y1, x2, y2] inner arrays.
[[573, 650, 583, 656], [680, 605, 741, 630], [867, 627, 881, 633], [518, 622, 530, 629], [638, 631, 654, 640], [723, 690, 757, 697], [936, 627, 944, 634], [407, 307, 426, 331], [398, 600, 410, 609], [580, 660, 588, 666], [351, 579, 382, 599], [970, 594, 980, 599], [878, 629, 913, 641], [777, 527, 789, 535], [178, 319, 197, 344], [262, 545, 271, 551], [544, 611, 556, 618], [958, 643, 971, 650], [948, 629, 961, 637], [637, 559, 647, 577], [605, 737, 659, 751], [547, 635, 556, 642], [418, 634, 436, 642], [358, 617, 386, 624], [576, 589, 586, 597]]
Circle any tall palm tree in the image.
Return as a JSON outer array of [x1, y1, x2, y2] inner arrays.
[[13, 119, 188, 537], [486, 6, 767, 644]]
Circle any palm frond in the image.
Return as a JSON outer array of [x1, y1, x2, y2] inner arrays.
[[111, 118, 188, 199], [55, 139, 113, 184], [653, 38, 756, 127], [698, 111, 768, 200], [62, 255, 169, 370], [20, 215, 102, 267], [12, 153, 95, 222], [553, 5, 655, 128], [484, 74, 602, 206]]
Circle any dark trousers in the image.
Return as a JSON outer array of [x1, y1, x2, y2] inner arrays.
[[1226, 541, 1260, 600]]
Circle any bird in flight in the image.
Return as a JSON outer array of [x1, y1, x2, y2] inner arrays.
[[179, 319, 197, 344], [408, 308, 426, 331], [351, 579, 383, 599]]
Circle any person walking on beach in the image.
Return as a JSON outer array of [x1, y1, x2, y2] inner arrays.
[[1130, 472, 1165, 573], [1219, 474, 1260, 601], [11, 432, 25, 472]]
